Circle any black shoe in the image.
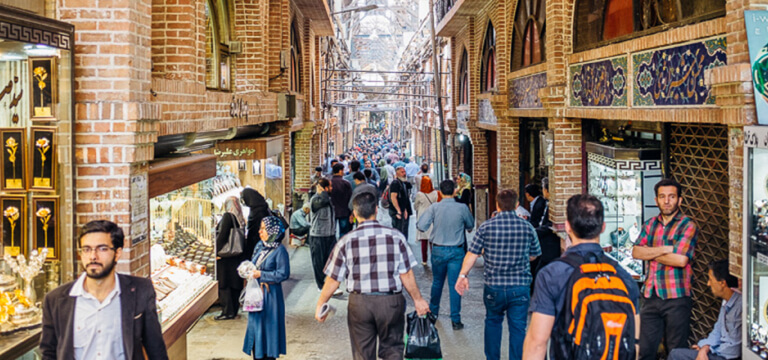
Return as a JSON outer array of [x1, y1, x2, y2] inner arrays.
[[452, 321, 464, 330], [214, 314, 234, 320]]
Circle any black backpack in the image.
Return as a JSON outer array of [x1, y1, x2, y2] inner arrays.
[[550, 252, 637, 360]]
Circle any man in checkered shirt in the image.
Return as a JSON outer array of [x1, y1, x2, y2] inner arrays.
[[315, 192, 429, 360], [455, 189, 541, 360]]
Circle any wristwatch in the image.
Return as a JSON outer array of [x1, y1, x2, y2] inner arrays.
[[459, 274, 468, 279]]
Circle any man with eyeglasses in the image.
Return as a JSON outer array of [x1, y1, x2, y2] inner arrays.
[[40, 220, 168, 360]]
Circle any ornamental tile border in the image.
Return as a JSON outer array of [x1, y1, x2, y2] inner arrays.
[[570, 56, 628, 107], [508, 72, 547, 109], [632, 36, 727, 107]]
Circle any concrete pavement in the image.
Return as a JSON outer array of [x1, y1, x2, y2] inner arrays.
[[187, 211, 513, 359]]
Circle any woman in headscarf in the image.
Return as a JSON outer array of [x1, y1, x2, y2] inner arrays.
[[413, 176, 438, 266], [241, 188, 271, 260], [377, 159, 389, 195], [214, 196, 246, 320], [242, 216, 290, 360], [456, 172, 473, 215]]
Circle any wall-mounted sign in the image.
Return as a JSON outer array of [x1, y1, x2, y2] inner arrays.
[[230, 96, 249, 121], [746, 10, 768, 125]]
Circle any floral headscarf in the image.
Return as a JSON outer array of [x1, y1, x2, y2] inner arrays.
[[261, 216, 285, 245], [458, 173, 472, 192]]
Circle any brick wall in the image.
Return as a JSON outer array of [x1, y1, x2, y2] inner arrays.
[[60, 0, 157, 275]]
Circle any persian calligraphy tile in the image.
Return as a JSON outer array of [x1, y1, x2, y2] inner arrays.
[[508, 72, 546, 109], [570, 56, 627, 107]]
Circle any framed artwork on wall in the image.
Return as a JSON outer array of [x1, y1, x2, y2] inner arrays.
[[32, 196, 58, 260], [29, 127, 56, 191], [29, 56, 57, 121], [0, 128, 26, 192], [252, 160, 261, 175], [1, 195, 26, 257]]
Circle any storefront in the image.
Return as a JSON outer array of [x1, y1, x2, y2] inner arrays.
[[743, 125, 768, 359], [0, 6, 76, 358], [582, 120, 663, 281]]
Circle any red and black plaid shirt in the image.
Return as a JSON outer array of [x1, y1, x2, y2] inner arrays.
[[637, 211, 699, 299]]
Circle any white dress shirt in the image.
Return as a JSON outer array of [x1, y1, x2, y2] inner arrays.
[[69, 272, 126, 360]]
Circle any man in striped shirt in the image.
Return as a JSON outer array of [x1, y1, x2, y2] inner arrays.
[[316, 192, 429, 360], [632, 178, 700, 360]]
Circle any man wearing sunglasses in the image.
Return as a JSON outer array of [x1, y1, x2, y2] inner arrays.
[[40, 220, 168, 360]]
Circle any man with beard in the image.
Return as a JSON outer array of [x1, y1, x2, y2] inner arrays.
[[633, 178, 700, 360], [389, 165, 413, 239], [40, 220, 168, 360]]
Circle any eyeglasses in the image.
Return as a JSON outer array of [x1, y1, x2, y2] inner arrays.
[[77, 246, 116, 255]]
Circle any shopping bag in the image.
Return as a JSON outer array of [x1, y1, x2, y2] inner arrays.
[[404, 311, 442, 359], [239, 279, 263, 312]]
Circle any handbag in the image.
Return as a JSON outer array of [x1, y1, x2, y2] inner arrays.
[[218, 215, 245, 258]]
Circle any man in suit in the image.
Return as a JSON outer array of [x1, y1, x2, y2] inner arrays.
[[40, 220, 168, 360], [525, 184, 547, 228]]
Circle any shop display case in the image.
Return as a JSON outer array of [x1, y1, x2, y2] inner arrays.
[[0, 7, 76, 359], [587, 142, 662, 280], [743, 126, 768, 360]]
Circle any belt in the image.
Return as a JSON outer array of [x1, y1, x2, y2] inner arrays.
[[432, 244, 462, 248], [350, 290, 402, 296]]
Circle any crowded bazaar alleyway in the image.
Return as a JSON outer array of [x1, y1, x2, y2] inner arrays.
[[186, 212, 498, 360]]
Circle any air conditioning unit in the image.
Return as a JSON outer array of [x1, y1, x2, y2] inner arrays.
[[229, 41, 243, 54], [278, 93, 297, 119]]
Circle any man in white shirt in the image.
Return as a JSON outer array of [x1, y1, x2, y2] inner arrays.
[[40, 220, 168, 360]]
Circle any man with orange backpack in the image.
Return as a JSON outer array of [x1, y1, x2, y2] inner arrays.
[[523, 193, 640, 360]]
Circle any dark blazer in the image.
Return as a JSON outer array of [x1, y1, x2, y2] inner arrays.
[[40, 274, 169, 360], [529, 196, 547, 229]]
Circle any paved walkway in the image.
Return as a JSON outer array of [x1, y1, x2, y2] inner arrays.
[[187, 209, 511, 359]]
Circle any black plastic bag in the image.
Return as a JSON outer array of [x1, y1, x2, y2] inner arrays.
[[404, 311, 442, 359]]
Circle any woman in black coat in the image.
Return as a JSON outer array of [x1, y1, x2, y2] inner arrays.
[[241, 188, 271, 260], [215, 196, 247, 320]]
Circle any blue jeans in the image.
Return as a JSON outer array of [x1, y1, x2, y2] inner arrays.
[[429, 245, 464, 323], [337, 217, 352, 238], [483, 285, 529, 360]]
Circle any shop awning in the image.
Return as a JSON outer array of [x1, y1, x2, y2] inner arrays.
[[148, 154, 217, 198]]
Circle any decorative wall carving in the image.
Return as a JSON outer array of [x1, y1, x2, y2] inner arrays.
[[633, 37, 727, 106], [570, 56, 627, 107], [0, 21, 71, 50], [508, 72, 546, 108]]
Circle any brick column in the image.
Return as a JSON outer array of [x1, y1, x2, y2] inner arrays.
[[61, 0, 158, 276], [469, 127, 489, 223], [547, 117, 583, 229], [293, 122, 315, 193], [498, 116, 520, 189], [234, 0, 270, 91], [151, 0, 197, 80]]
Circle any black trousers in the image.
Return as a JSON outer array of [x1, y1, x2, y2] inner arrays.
[[219, 285, 242, 317], [308, 235, 337, 289], [391, 215, 409, 239], [638, 294, 693, 360], [348, 293, 406, 360]]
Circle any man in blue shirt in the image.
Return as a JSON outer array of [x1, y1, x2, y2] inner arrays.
[[523, 194, 640, 360], [455, 189, 541, 360], [667, 259, 741, 360], [417, 179, 474, 330]]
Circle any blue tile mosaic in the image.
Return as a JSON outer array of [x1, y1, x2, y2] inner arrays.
[[570, 57, 627, 107], [633, 37, 727, 106], [508, 72, 547, 108]]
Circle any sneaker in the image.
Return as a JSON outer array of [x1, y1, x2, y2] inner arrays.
[[421, 262, 428, 267], [333, 288, 344, 296], [451, 321, 464, 330]]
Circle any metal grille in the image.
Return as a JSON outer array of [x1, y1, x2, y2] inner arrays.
[[668, 123, 729, 344]]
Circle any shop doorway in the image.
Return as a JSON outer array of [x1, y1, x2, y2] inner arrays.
[[519, 118, 548, 209], [487, 131, 498, 213], [667, 123, 729, 343]]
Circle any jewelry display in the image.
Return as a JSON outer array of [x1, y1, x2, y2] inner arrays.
[[746, 144, 768, 359], [151, 261, 214, 324], [0, 250, 47, 334]]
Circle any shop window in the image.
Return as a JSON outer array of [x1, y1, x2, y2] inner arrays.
[[0, 6, 75, 352], [290, 20, 302, 94], [573, 0, 725, 51], [458, 49, 469, 105], [204, 0, 231, 91], [480, 22, 496, 93], [511, 0, 546, 71]]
